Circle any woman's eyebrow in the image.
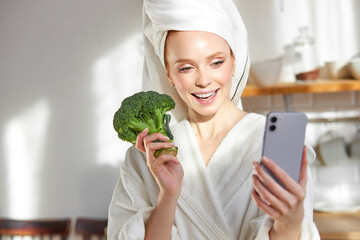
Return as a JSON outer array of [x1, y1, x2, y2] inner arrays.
[[207, 51, 226, 60], [175, 58, 194, 64], [175, 52, 226, 64]]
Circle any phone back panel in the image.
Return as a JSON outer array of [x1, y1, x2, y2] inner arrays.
[[262, 111, 308, 186]]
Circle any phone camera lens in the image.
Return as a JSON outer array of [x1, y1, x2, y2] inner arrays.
[[270, 116, 277, 123], [269, 125, 276, 131]]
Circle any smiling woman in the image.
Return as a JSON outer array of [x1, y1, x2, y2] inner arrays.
[[107, 0, 320, 239], [165, 31, 238, 120], [164, 31, 245, 166], [164, 31, 236, 120]]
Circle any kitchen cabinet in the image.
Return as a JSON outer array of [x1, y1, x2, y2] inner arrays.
[[314, 211, 360, 240], [242, 79, 360, 111]]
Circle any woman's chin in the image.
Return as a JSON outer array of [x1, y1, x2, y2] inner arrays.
[[189, 105, 222, 119]]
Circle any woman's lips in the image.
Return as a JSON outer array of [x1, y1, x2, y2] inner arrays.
[[191, 89, 219, 104]]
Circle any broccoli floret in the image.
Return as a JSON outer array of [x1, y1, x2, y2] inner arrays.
[[113, 91, 178, 158]]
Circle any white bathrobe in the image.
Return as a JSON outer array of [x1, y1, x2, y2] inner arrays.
[[107, 113, 320, 239]]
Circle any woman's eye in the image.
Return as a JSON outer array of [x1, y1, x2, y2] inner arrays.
[[178, 66, 192, 73], [212, 59, 225, 66]]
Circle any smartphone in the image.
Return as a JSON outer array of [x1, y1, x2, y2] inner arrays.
[[261, 111, 308, 188]]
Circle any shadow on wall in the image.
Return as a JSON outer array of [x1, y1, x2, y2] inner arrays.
[[0, 0, 143, 219], [79, 164, 120, 217]]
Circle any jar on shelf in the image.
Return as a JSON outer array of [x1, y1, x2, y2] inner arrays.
[[292, 26, 319, 81], [279, 44, 296, 83]]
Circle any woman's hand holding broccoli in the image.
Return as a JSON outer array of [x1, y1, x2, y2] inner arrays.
[[114, 91, 183, 239], [113, 90, 183, 197], [113, 91, 178, 158], [136, 128, 183, 240], [136, 128, 184, 198]]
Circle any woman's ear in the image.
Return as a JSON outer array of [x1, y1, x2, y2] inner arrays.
[[168, 79, 175, 87], [166, 69, 175, 87]]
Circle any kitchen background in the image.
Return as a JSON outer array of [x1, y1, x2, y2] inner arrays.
[[1, 0, 359, 238]]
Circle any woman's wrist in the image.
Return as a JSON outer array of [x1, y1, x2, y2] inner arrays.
[[144, 192, 179, 240], [158, 188, 180, 209], [270, 220, 302, 240], [158, 190, 179, 208], [159, 178, 183, 199]]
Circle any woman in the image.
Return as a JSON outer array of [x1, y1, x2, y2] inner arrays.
[[108, 0, 320, 239]]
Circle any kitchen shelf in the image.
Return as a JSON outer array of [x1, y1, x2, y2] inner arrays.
[[242, 79, 360, 97], [242, 79, 360, 111], [314, 211, 360, 240]]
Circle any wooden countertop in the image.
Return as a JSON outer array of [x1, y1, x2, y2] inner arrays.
[[314, 211, 360, 240], [242, 79, 360, 97]]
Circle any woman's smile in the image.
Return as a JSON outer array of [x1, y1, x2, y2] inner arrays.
[[191, 89, 219, 104]]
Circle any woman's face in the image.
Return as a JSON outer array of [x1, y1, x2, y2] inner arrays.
[[165, 31, 235, 119]]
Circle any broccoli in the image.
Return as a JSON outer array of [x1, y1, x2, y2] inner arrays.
[[113, 91, 178, 158]]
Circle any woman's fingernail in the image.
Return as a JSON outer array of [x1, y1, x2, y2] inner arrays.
[[164, 136, 170, 141], [252, 162, 256, 168], [262, 156, 270, 164], [142, 128, 148, 133]]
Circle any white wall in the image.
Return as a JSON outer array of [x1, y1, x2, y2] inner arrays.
[[236, 0, 360, 62], [0, 0, 143, 221]]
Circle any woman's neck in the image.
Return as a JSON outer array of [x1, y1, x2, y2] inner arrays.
[[188, 101, 245, 142]]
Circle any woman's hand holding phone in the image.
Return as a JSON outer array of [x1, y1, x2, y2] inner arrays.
[[251, 111, 309, 238], [252, 146, 308, 239]]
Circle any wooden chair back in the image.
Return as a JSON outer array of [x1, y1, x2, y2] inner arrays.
[[0, 218, 71, 240], [75, 218, 107, 240]]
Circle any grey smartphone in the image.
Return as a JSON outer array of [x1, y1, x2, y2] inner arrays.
[[261, 111, 308, 188]]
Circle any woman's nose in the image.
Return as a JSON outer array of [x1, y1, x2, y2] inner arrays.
[[195, 69, 211, 88]]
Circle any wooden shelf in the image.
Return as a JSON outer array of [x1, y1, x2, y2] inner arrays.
[[242, 79, 360, 97], [314, 211, 360, 240]]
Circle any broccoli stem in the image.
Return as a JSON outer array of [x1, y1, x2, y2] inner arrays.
[[154, 109, 164, 131], [164, 114, 174, 140], [129, 112, 176, 158], [154, 146, 178, 158]]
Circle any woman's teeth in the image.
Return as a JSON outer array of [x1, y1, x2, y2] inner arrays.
[[193, 90, 217, 100]]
